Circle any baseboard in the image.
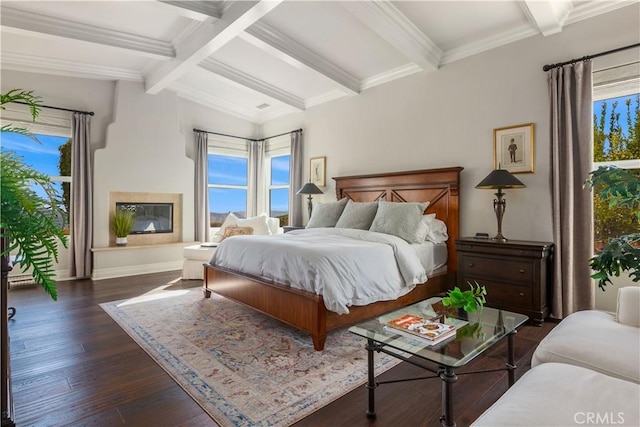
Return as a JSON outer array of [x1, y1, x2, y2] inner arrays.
[[92, 261, 184, 280]]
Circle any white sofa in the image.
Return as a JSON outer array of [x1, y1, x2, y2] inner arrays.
[[473, 286, 640, 426], [182, 215, 284, 280]]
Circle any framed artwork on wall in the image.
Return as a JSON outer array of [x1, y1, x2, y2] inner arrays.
[[310, 156, 326, 187], [493, 123, 535, 173]]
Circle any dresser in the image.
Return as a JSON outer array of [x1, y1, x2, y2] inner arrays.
[[455, 238, 554, 325]]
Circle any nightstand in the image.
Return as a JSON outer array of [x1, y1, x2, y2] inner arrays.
[[283, 226, 305, 233], [455, 238, 554, 325]]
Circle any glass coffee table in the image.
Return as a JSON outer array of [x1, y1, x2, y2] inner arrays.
[[349, 297, 528, 427]]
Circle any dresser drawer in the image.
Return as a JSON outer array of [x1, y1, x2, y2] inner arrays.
[[460, 277, 533, 308], [459, 255, 534, 284], [457, 243, 541, 258]]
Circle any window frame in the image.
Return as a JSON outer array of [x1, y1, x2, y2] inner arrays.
[[264, 136, 291, 218], [206, 146, 249, 219]]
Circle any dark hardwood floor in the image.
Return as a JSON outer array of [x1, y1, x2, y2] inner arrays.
[[6, 271, 555, 426]]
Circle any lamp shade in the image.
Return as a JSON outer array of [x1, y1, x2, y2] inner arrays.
[[296, 182, 323, 195], [475, 169, 526, 189]]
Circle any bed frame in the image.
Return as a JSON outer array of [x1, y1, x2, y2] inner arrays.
[[203, 166, 463, 350]]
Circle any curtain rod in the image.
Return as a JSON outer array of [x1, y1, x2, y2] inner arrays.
[[13, 100, 94, 116], [193, 128, 302, 142], [542, 43, 640, 71]]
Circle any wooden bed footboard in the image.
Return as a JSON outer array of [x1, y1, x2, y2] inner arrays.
[[204, 264, 451, 350]]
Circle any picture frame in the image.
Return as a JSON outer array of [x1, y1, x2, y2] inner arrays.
[[493, 123, 534, 174], [309, 156, 326, 187]]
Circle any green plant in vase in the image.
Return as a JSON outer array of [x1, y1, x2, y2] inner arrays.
[[112, 209, 135, 246], [442, 281, 487, 313]]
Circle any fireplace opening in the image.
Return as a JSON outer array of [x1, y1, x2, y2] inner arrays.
[[116, 202, 173, 234]]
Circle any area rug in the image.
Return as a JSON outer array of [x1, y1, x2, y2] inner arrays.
[[100, 288, 401, 427]]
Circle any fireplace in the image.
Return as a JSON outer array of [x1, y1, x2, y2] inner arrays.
[[116, 202, 173, 234], [110, 192, 182, 246]]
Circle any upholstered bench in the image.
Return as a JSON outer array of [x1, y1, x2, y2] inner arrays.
[[182, 244, 218, 280]]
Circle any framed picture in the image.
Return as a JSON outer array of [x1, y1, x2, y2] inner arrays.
[[493, 123, 534, 174], [309, 156, 326, 187]]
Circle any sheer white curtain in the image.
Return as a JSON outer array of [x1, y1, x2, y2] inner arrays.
[[288, 130, 303, 226], [194, 131, 209, 242], [247, 139, 265, 217], [69, 113, 92, 278], [548, 60, 595, 318]]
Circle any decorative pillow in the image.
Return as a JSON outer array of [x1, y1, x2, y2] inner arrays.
[[335, 200, 379, 230], [214, 212, 239, 237], [307, 198, 348, 228], [221, 226, 253, 240], [412, 213, 436, 243], [237, 213, 272, 235], [370, 201, 430, 242]]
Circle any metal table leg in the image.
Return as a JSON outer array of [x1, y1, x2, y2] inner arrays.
[[507, 330, 517, 387], [365, 339, 377, 418], [439, 366, 457, 427]]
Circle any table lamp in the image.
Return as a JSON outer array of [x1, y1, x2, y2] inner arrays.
[[475, 168, 526, 241], [296, 182, 323, 218]]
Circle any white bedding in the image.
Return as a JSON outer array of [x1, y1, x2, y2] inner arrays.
[[412, 242, 448, 275], [210, 228, 429, 314]]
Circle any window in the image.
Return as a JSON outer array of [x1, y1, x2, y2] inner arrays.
[[207, 153, 248, 226], [592, 67, 639, 251], [268, 154, 290, 223], [2, 132, 72, 231]]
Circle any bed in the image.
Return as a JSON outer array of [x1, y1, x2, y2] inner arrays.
[[203, 166, 463, 350]]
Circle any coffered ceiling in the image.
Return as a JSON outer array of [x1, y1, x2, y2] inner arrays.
[[0, 1, 634, 123]]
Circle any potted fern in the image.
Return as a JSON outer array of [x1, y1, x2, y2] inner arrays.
[[442, 281, 487, 314], [112, 209, 135, 246], [585, 166, 639, 290], [1, 89, 67, 300]]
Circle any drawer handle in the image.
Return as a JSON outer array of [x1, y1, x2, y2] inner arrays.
[[468, 263, 474, 267], [519, 269, 525, 273], [519, 292, 525, 297]]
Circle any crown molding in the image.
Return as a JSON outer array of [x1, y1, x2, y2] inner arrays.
[[200, 58, 305, 111], [305, 90, 349, 109], [0, 6, 174, 60], [361, 63, 422, 90], [566, 0, 637, 25], [0, 51, 143, 81]]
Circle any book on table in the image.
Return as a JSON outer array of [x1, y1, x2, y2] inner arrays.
[[384, 314, 456, 345]]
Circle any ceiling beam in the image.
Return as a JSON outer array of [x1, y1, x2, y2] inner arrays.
[[241, 22, 360, 95], [521, 0, 571, 36], [339, 0, 441, 72], [156, 1, 221, 22], [145, 0, 282, 95], [199, 58, 305, 111], [0, 6, 174, 60]]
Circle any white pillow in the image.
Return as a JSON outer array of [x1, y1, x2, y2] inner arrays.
[[214, 212, 239, 237], [412, 214, 448, 244], [237, 213, 272, 235]]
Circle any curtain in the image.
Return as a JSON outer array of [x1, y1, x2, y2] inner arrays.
[[288, 130, 303, 226], [69, 113, 93, 278], [247, 139, 265, 217], [194, 131, 209, 242], [548, 60, 595, 318]]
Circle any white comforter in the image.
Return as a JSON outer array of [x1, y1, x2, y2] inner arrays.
[[210, 228, 428, 314]]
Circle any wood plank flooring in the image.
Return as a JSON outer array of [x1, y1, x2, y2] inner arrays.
[[6, 271, 555, 426]]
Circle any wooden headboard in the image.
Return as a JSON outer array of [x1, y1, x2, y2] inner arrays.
[[333, 166, 463, 274]]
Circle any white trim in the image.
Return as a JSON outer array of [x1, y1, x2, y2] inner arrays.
[[92, 260, 184, 280]]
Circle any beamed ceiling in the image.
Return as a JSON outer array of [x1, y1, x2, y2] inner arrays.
[[0, 1, 635, 123]]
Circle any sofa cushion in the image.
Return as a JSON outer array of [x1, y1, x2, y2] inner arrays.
[[472, 362, 640, 426], [617, 286, 640, 327], [532, 310, 640, 383]]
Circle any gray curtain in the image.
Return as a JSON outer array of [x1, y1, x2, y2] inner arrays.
[[548, 60, 595, 318], [69, 113, 93, 278], [195, 131, 209, 242], [288, 130, 303, 226], [247, 139, 265, 217]]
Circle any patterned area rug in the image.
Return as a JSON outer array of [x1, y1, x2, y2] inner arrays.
[[100, 289, 401, 426]]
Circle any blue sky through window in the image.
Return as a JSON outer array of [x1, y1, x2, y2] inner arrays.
[[594, 94, 637, 152]]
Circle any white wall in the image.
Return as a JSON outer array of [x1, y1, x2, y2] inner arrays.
[[261, 5, 640, 310]]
